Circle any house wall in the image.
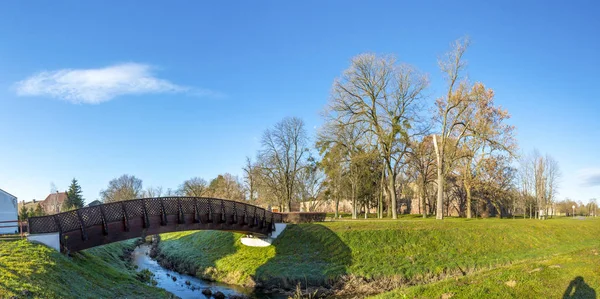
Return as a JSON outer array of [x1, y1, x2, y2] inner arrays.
[[0, 191, 18, 234]]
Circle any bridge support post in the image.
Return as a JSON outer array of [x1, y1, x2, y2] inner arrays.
[[76, 210, 88, 241], [99, 205, 109, 235], [122, 201, 130, 232], [160, 198, 168, 226], [193, 198, 201, 223], [207, 198, 213, 223], [141, 199, 150, 228], [177, 198, 184, 224]]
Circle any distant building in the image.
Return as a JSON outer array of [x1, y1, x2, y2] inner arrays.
[[0, 189, 18, 234], [18, 199, 41, 214], [39, 192, 68, 215], [87, 200, 102, 207]]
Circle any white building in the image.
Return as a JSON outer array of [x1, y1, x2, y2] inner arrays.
[[0, 189, 18, 234]]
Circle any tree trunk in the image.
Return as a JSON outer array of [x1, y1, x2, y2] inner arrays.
[[465, 181, 472, 218], [433, 135, 444, 220], [386, 186, 392, 218], [335, 193, 339, 219], [379, 169, 385, 219], [388, 171, 397, 219], [421, 181, 427, 219], [436, 167, 444, 219], [352, 184, 357, 219]]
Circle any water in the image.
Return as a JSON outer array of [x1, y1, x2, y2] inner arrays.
[[131, 244, 287, 299]]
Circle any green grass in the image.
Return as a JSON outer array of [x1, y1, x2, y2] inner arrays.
[[158, 217, 600, 294], [0, 239, 171, 299], [371, 246, 600, 298]]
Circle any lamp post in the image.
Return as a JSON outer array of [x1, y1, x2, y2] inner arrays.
[[572, 205, 575, 218]]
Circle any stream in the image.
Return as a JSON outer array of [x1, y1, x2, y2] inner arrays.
[[131, 244, 287, 299]]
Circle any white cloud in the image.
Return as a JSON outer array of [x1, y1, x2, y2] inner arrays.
[[15, 63, 205, 104], [578, 168, 600, 187]]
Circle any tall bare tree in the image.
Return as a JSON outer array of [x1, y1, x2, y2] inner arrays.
[[519, 150, 560, 219], [257, 117, 309, 212], [408, 136, 437, 218], [143, 186, 163, 198], [243, 157, 258, 201], [432, 38, 516, 219], [297, 157, 326, 212], [326, 53, 428, 219]]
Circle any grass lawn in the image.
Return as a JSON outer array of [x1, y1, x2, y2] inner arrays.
[[371, 246, 600, 298], [0, 239, 171, 299], [158, 217, 600, 295]]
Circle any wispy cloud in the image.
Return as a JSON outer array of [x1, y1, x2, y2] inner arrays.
[[15, 63, 215, 104], [578, 168, 600, 187]]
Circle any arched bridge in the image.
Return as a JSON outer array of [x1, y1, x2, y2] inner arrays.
[[27, 197, 284, 253]]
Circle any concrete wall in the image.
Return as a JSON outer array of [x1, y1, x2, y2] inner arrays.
[[0, 190, 18, 234], [28, 233, 60, 251]]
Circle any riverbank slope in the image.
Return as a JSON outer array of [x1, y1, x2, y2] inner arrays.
[[156, 217, 600, 297], [0, 239, 170, 299]]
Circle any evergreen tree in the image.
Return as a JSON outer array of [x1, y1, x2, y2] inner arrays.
[[65, 178, 85, 210], [33, 205, 44, 217], [19, 205, 30, 220]]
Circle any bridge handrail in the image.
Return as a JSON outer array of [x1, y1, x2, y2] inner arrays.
[[28, 197, 283, 235]]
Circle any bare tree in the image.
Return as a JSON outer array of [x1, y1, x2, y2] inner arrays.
[[519, 150, 560, 219], [326, 53, 429, 219], [143, 186, 163, 198], [408, 136, 437, 218], [317, 119, 368, 219], [257, 117, 309, 212], [178, 177, 208, 197], [297, 158, 326, 212], [48, 182, 61, 214], [432, 38, 515, 219], [243, 157, 258, 201], [100, 174, 143, 203]]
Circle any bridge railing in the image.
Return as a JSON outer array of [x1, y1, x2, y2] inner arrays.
[[28, 197, 284, 235]]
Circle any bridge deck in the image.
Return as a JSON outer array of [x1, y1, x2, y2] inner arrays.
[[28, 197, 283, 253]]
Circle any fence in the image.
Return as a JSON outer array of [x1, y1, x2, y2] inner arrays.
[[0, 220, 26, 241], [280, 212, 327, 223]]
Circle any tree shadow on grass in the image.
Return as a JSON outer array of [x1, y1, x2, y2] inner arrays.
[[563, 276, 597, 299], [253, 224, 352, 290]]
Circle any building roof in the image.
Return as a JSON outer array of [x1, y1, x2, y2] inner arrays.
[[87, 200, 102, 207], [0, 188, 17, 199], [18, 200, 40, 211], [41, 192, 68, 207]]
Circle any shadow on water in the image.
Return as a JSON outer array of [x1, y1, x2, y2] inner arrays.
[[563, 276, 597, 299], [254, 224, 352, 291]]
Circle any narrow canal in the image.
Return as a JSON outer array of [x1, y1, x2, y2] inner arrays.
[[131, 244, 287, 299]]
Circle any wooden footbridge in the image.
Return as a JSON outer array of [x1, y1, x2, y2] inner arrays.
[[27, 197, 284, 253]]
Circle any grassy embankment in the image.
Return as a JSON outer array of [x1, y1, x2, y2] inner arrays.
[[0, 239, 170, 299], [157, 217, 600, 296], [371, 245, 600, 298]]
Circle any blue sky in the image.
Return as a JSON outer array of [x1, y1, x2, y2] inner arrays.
[[1, 1, 599, 204]]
